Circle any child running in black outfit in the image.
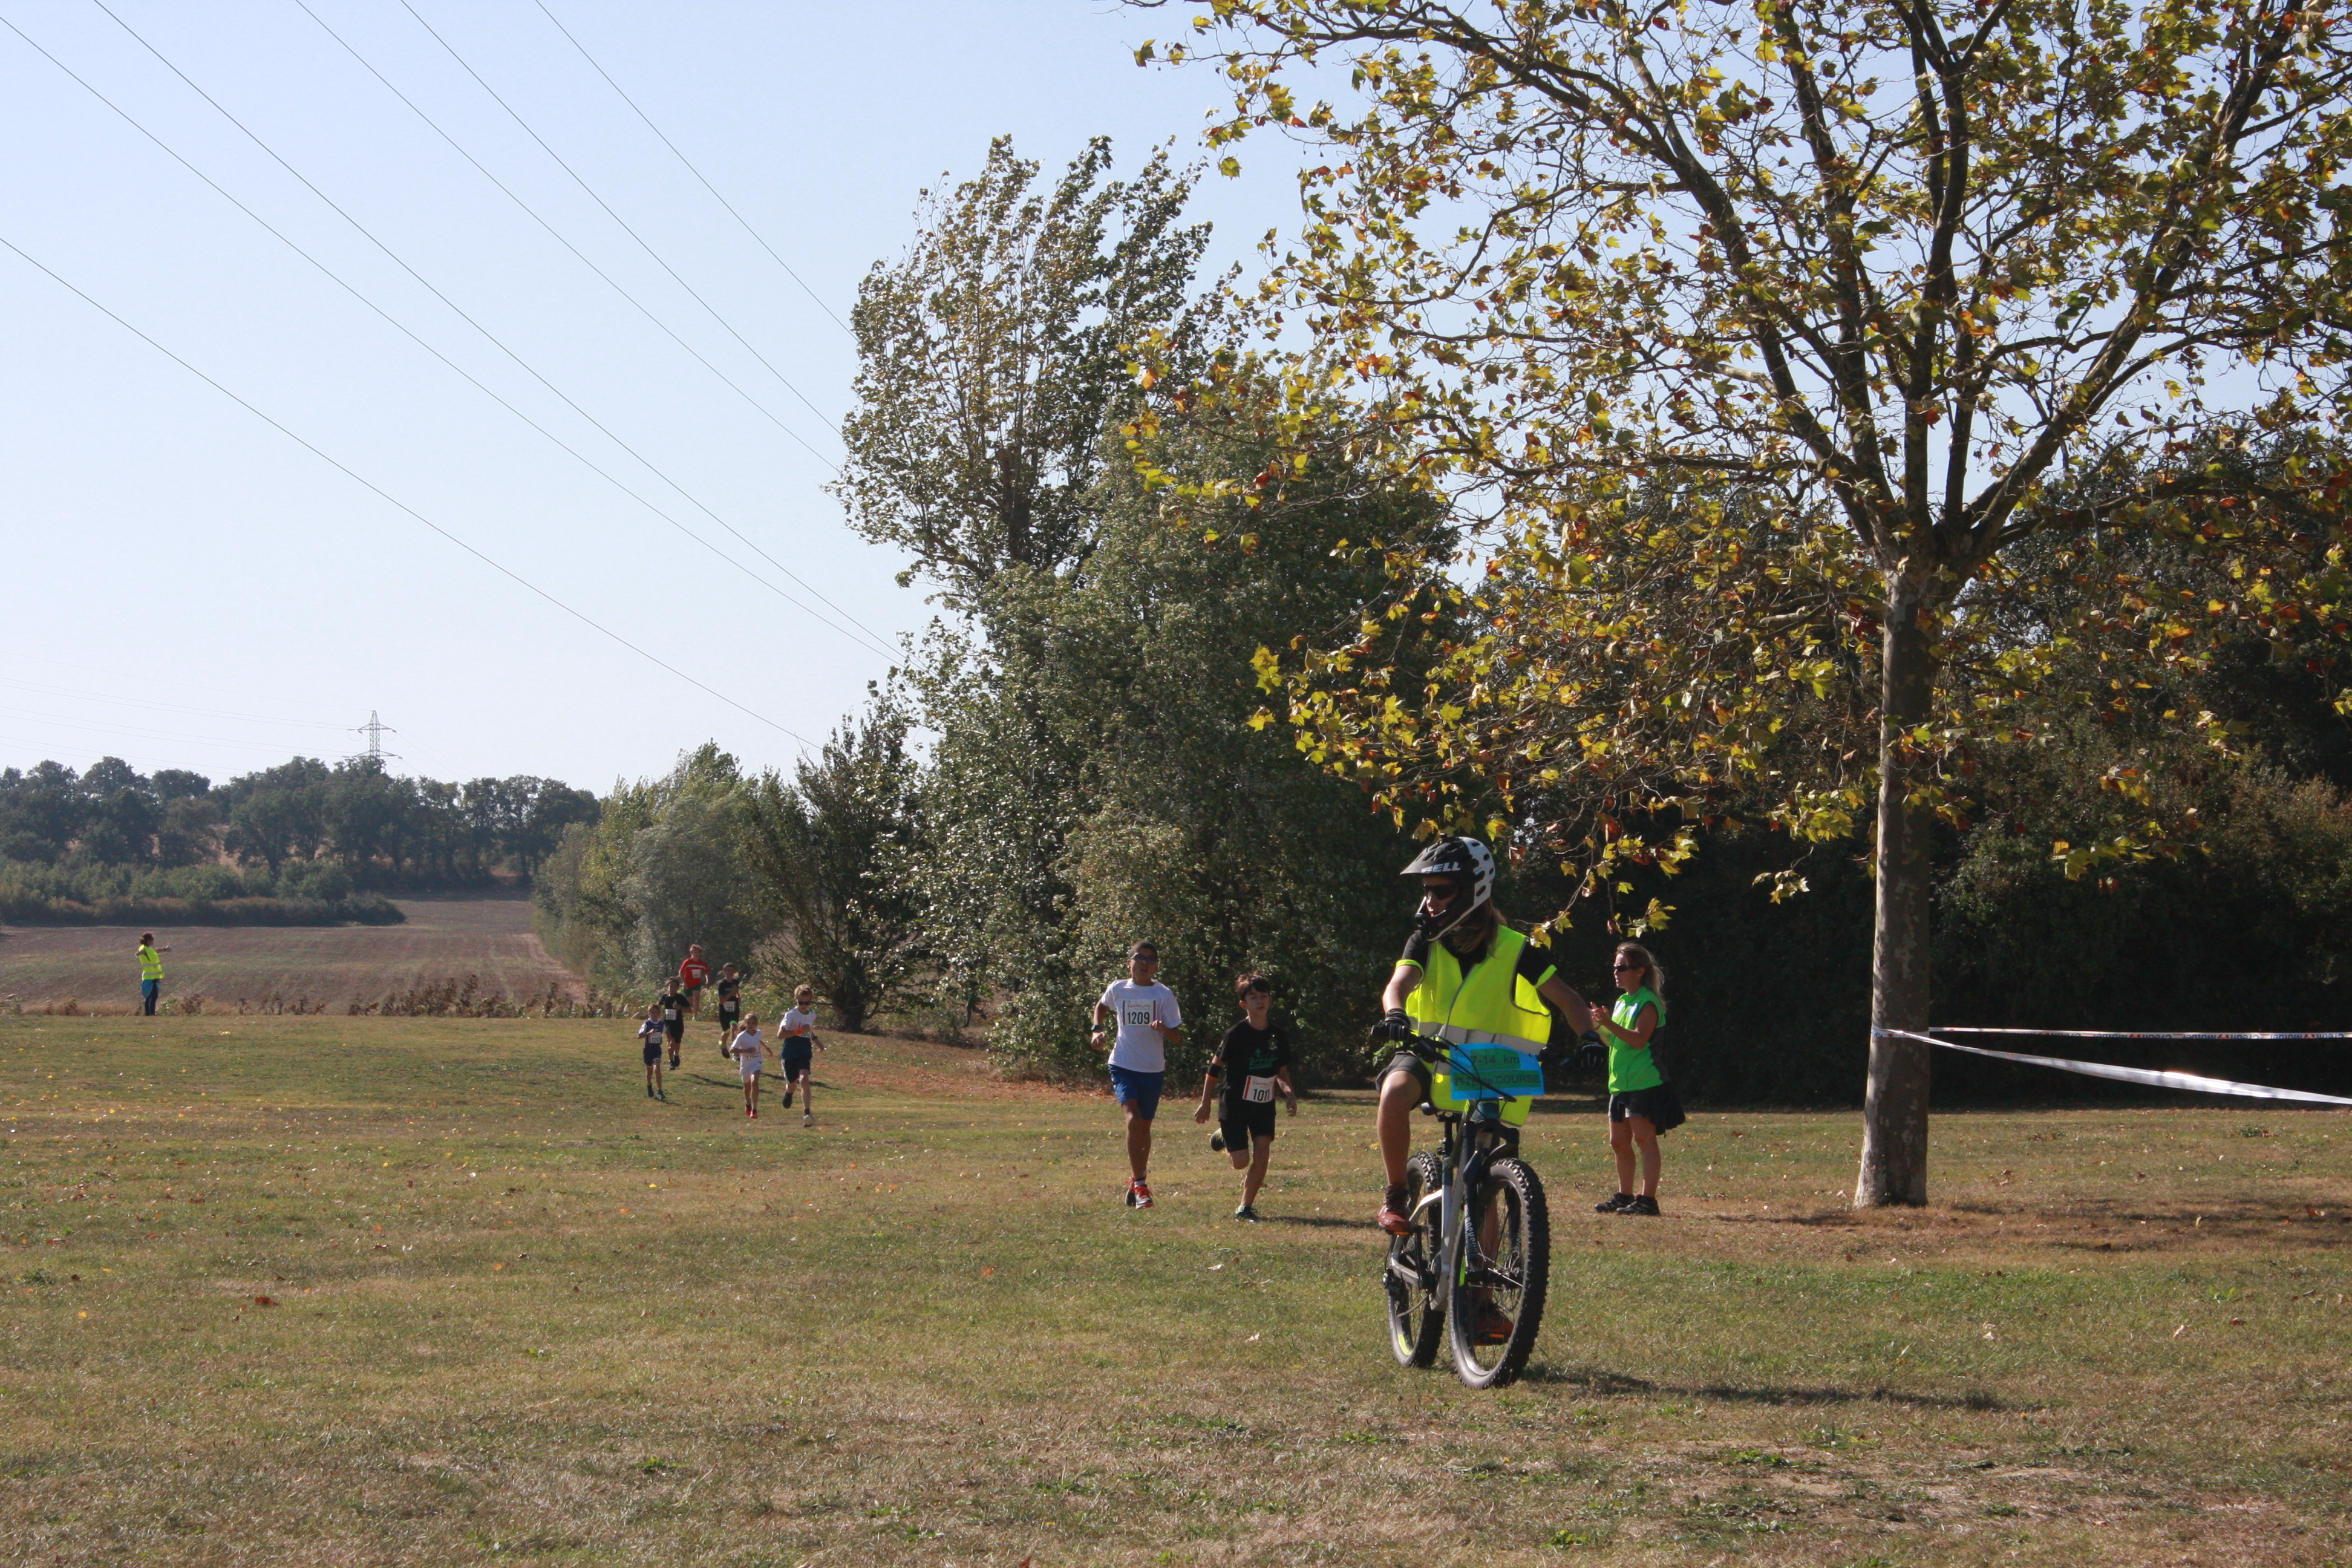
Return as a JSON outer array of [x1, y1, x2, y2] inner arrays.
[[1194, 972, 1298, 1221], [658, 981, 689, 1070], [637, 1004, 667, 1100], [713, 963, 748, 1060]]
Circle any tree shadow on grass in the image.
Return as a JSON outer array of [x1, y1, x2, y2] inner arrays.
[[1524, 1363, 2013, 1411]]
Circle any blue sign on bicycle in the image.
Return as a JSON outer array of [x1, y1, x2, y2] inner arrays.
[[1446, 1045, 1544, 1099]]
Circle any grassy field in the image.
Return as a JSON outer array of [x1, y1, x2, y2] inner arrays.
[[0, 895, 581, 1011], [3, 1015, 2348, 1566]]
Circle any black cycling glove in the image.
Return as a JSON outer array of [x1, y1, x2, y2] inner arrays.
[[1576, 1030, 1607, 1074], [1372, 1008, 1416, 1044]]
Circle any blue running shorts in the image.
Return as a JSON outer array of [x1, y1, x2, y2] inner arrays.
[[1107, 1065, 1165, 1120]]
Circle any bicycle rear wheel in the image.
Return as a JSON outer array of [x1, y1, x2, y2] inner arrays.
[[1384, 1151, 1445, 1367], [1446, 1155, 1549, 1388]]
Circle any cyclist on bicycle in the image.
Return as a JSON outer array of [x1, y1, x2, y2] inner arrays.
[[1371, 836, 1595, 1237]]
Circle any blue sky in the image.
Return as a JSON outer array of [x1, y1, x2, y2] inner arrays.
[[1, 0, 1298, 792]]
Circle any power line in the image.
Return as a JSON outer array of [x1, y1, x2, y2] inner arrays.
[[0, 230, 822, 750], [48, 3, 898, 661], [529, 0, 851, 336], [288, 0, 839, 474], [394, 0, 841, 433]]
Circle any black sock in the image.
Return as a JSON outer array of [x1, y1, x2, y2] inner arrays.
[[1385, 1183, 1408, 1212]]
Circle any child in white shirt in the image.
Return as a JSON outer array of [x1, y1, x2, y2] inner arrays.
[[728, 1014, 767, 1119]]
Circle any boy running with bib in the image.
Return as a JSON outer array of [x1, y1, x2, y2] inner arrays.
[[637, 1003, 667, 1100], [1092, 941, 1182, 1209], [713, 962, 748, 1060], [778, 986, 822, 1126], [679, 945, 712, 1018], [729, 1013, 767, 1119], [658, 980, 690, 1070], [1194, 972, 1296, 1221]]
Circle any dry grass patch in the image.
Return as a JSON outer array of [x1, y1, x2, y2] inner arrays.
[[0, 895, 579, 1011], [1, 1015, 2348, 1564]]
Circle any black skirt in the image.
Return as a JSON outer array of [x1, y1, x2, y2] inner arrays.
[[1607, 1082, 1686, 1134]]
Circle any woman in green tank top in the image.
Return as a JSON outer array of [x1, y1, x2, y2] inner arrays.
[[1593, 942, 1681, 1216]]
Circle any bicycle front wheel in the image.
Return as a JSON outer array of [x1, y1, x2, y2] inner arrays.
[[1384, 1151, 1446, 1367], [1446, 1155, 1549, 1388]]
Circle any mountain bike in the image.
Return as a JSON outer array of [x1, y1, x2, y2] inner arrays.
[[1382, 1042, 1550, 1389]]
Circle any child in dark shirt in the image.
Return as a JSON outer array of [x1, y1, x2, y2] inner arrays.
[[713, 963, 748, 1062], [658, 983, 689, 1071], [1194, 972, 1298, 1221]]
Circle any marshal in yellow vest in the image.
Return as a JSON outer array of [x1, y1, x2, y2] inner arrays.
[[1403, 924, 1553, 1126]]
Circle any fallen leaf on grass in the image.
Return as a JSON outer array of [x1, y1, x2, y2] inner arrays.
[[252, 1296, 275, 1307], [982, 1267, 995, 1276]]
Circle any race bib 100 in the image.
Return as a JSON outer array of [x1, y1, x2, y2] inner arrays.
[[1243, 1074, 1277, 1103]]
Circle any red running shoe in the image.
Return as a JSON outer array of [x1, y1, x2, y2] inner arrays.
[[1474, 1305, 1515, 1346], [1125, 1179, 1153, 1209], [1376, 1204, 1414, 1236]]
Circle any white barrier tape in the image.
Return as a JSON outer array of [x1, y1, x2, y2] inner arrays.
[[1872, 1027, 2352, 1107], [1938, 1026, 2352, 1042]]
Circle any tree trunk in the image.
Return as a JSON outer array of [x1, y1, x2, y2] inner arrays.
[[1855, 588, 1936, 1207]]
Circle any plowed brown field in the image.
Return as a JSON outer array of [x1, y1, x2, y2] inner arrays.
[[0, 893, 581, 1010]]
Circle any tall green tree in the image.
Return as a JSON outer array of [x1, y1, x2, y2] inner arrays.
[[1152, 0, 2352, 1203], [742, 704, 927, 1034], [837, 136, 1215, 605], [535, 745, 760, 991]]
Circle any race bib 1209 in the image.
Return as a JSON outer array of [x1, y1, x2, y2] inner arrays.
[[1123, 1002, 1156, 1028]]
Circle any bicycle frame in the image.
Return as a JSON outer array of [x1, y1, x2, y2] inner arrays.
[[1414, 1100, 1513, 1293]]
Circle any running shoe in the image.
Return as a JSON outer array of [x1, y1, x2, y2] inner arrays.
[[782, 1090, 794, 1109], [1376, 1204, 1413, 1236], [1474, 1305, 1515, 1345], [802, 1112, 812, 1127], [1625, 1194, 1661, 1216], [1209, 1131, 1227, 1154], [645, 1086, 653, 1099], [1593, 1192, 1635, 1213], [657, 1090, 666, 1102], [1126, 1179, 1154, 1209], [1234, 1204, 1261, 1223]]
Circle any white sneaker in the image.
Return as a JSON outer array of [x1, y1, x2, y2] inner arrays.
[[802, 1112, 813, 1126]]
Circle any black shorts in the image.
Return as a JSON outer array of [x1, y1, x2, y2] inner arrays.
[[642, 1040, 662, 1067], [781, 1050, 813, 1080], [1219, 1100, 1278, 1147], [662, 1021, 685, 1044], [717, 1007, 742, 1029], [1609, 1083, 1685, 1133], [1379, 1049, 1432, 1096]]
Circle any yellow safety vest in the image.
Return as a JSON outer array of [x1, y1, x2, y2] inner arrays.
[[1404, 924, 1553, 1126], [139, 945, 165, 982]]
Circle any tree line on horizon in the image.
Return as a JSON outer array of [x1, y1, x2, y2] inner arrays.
[[0, 754, 598, 926]]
